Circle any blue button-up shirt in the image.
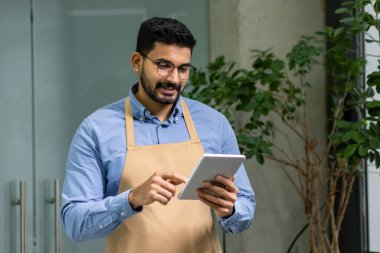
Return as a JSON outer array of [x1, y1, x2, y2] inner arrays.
[[61, 84, 255, 242]]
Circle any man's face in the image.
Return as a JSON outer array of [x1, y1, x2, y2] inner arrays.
[[139, 42, 192, 105]]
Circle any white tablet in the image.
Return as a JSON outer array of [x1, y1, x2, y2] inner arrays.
[[177, 154, 246, 200]]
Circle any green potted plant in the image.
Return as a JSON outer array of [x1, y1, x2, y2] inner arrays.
[[185, 1, 380, 252]]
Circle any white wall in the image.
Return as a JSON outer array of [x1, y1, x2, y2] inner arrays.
[[365, 4, 380, 252], [209, 0, 325, 252]]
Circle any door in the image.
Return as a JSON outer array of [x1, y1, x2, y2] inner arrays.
[[0, 0, 209, 252], [0, 1, 34, 253], [32, 1, 210, 252]]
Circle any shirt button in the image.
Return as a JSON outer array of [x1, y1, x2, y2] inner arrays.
[[175, 116, 179, 121], [139, 117, 144, 121], [99, 224, 104, 229], [83, 227, 88, 231], [120, 211, 126, 216]]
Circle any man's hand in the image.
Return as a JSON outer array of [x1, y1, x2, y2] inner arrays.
[[128, 171, 187, 209], [197, 175, 238, 218]]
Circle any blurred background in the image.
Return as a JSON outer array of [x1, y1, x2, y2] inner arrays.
[[0, 0, 379, 252]]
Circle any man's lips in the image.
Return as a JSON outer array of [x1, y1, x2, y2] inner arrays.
[[162, 86, 175, 90], [156, 83, 180, 94], [157, 86, 177, 95]]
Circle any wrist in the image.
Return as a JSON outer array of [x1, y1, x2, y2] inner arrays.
[[221, 206, 235, 219], [128, 189, 141, 210]]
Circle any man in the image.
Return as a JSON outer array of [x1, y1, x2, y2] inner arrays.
[[61, 17, 255, 253]]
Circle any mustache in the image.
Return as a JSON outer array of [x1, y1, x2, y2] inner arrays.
[[156, 82, 181, 91]]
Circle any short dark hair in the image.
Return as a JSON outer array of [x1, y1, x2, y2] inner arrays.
[[136, 17, 196, 55]]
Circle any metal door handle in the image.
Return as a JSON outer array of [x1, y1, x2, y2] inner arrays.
[[46, 179, 61, 253], [14, 181, 27, 253]]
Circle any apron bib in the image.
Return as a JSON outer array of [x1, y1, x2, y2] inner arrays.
[[105, 97, 222, 253]]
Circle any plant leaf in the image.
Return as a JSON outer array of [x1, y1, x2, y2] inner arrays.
[[343, 144, 358, 158]]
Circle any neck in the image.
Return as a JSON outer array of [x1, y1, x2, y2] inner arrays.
[[134, 85, 176, 122]]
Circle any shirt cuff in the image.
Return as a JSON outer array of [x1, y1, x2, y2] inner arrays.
[[218, 201, 242, 233], [111, 189, 143, 221]]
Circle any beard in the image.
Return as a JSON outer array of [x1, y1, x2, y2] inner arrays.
[[140, 67, 181, 105]]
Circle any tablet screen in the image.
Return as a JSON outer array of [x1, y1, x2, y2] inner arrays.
[[178, 154, 246, 200]]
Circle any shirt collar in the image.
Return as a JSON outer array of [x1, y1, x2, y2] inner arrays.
[[128, 83, 183, 124]]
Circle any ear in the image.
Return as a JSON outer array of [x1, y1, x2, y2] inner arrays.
[[131, 52, 142, 73]]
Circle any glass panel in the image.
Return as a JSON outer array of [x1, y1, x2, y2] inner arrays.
[[0, 1, 34, 253], [32, 1, 209, 252]]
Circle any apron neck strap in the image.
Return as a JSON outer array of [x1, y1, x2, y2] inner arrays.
[[125, 97, 201, 148], [180, 98, 201, 144]]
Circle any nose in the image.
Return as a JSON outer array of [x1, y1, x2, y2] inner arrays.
[[166, 67, 181, 83]]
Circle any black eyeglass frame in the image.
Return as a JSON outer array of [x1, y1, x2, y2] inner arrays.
[[139, 52, 197, 81]]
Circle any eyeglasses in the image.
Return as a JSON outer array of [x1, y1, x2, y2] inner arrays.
[[140, 53, 197, 81]]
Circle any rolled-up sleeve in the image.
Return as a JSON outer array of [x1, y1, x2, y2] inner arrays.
[[61, 120, 141, 242]]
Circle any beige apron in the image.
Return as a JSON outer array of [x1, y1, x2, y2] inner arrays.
[[105, 97, 222, 253]]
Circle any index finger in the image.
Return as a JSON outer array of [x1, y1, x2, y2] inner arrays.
[[160, 172, 187, 185]]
